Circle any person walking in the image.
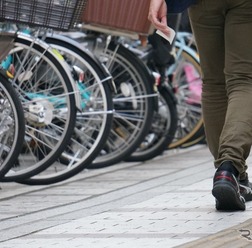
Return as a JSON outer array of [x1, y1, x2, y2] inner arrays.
[[148, 0, 252, 211]]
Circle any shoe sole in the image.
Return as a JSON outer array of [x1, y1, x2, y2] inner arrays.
[[212, 182, 245, 211]]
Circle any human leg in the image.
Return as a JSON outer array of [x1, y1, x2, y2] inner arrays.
[[189, 0, 252, 178], [188, 0, 227, 163], [188, 0, 252, 210], [215, 0, 252, 180]]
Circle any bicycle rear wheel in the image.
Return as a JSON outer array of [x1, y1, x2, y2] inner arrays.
[[0, 71, 25, 179]]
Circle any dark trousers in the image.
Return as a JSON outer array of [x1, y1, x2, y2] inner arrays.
[[188, 0, 252, 180]]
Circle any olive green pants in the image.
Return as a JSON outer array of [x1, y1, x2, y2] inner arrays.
[[188, 0, 252, 180]]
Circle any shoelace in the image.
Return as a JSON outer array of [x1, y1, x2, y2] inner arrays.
[[239, 184, 252, 194]]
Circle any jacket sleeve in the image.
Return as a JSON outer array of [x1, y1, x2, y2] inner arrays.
[[165, 0, 197, 13]]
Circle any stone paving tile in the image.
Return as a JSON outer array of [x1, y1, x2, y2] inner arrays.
[[0, 237, 199, 248], [1, 146, 252, 247], [176, 218, 252, 248]]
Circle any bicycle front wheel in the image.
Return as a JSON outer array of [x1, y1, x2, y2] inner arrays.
[[1, 34, 76, 182], [89, 41, 156, 168], [21, 34, 114, 185], [168, 48, 205, 149], [126, 85, 178, 162]]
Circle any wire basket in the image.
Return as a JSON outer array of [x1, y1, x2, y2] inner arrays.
[[0, 0, 88, 31]]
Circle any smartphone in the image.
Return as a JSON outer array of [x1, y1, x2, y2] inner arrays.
[[156, 27, 176, 44]]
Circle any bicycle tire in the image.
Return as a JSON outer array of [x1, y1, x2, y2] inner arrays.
[[87, 40, 156, 168], [21, 34, 114, 185], [0, 71, 25, 179], [126, 84, 178, 162], [1, 34, 76, 182]]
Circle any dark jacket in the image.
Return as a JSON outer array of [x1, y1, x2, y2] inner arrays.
[[165, 0, 197, 13]]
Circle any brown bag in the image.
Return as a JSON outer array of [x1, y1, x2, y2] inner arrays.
[[82, 0, 153, 35]]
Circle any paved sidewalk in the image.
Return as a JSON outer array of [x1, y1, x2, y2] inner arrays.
[[1, 145, 252, 248]]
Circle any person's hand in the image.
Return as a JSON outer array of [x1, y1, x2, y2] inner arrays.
[[148, 0, 170, 36]]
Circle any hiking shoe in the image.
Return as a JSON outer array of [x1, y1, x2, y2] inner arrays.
[[212, 170, 245, 211], [239, 178, 252, 202]]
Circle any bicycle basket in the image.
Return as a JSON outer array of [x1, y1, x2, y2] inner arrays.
[[0, 0, 88, 31]]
